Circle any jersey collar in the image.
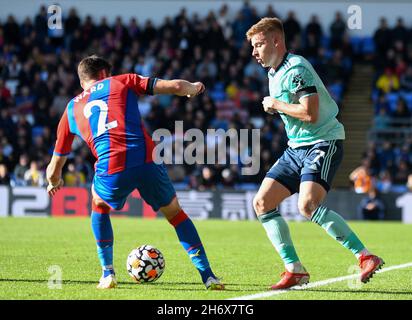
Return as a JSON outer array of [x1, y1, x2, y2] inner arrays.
[[269, 51, 289, 76]]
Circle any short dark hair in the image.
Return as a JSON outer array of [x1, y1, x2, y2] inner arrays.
[[77, 55, 112, 81]]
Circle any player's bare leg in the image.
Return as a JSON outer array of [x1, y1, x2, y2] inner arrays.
[[160, 197, 224, 290], [253, 178, 309, 290], [91, 185, 117, 289], [299, 181, 384, 284]]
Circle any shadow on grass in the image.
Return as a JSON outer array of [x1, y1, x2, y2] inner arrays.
[[0, 278, 268, 292]]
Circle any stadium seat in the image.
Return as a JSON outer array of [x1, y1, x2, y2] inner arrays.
[[350, 36, 363, 55], [234, 183, 259, 191], [328, 83, 344, 102], [371, 88, 380, 103], [400, 92, 412, 111], [342, 57, 352, 72], [173, 182, 189, 190], [391, 184, 408, 193], [210, 82, 227, 102], [386, 92, 399, 112], [31, 126, 44, 140], [320, 35, 330, 49], [362, 37, 375, 55], [324, 49, 334, 60]]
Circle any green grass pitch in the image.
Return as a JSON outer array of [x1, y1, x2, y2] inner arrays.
[[0, 217, 411, 300]]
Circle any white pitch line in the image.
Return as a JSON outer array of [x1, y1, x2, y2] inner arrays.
[[228, 262, 412, 300]]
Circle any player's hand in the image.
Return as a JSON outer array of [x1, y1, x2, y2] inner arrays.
[[47, 178, 64, 197], [262, 96, 277, 114], [187, 82, 205, 98]]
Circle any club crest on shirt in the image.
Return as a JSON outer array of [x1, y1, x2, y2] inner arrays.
[[292, 74, 306, 91]]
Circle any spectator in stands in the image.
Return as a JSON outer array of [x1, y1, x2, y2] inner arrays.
[[0, 163, 10, 185], [396, 143, 412, 165], [304, 32, 320, 60], [198, 166, 217, 191], [283, 11, 301, 46], [34, 6, 48, 39], [65, 8, 81, 37], [13, 153, 29, 186], [23, 160, 45, 187], [373, 18, 392, 57], [3, 15, 20, 46], [29, 135, 50, 161], [375, 170, 393, 193], [0, 136, 13, 162], [0, 79, 11, 107], [393, 160, 410, 185], [392, 17, 408, 45], [231, 11, 249, 49], [264, 4, 280, 19], [400, 66, 412, 91], [329, 12, 346, 50], [221, 166, 239, 188], [217, 4, 232, 39], [361, 142, 381, 176], [358, 188, 385, 220], [374, 107, 391, 129], [74, 154, 93, 182], [376, 68, 400, 94], [391, 98, 411, 126], [15, 86, 34, 114], [63, 162, 86, 187], [374, 93, 390, 114], [378, 141, 396, 172], [340, 33, 354, 60], [349, 161, 373, 194], [305, 15, 322, 46], [325, 50, 345, 85], [394, 56, 407, 78], [52, 87, 70, 116], [383, 48, 397, 71], [407, 174, 412, 192]]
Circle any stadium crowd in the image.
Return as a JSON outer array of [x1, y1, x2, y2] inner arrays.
[[354, 17, 412, 194], [1, 2, 356, 190]]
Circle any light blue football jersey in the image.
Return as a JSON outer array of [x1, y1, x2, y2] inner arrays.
[[268, 52, 345, 148]]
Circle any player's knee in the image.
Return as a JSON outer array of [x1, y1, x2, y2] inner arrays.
[[298, 198, 319, 219], [160, 196, 181, 221], [93, 197, 111, 211], [253, 195, 270, 215]]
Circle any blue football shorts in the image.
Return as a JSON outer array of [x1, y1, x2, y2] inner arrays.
[[93, 162, 176, 211], [266, 140, 343, 194]]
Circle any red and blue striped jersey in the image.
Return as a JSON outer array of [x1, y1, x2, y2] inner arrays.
[[54, 73, 156, 175]]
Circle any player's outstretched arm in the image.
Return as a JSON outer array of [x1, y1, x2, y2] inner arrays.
[[153, 79, 205, 98], [46, 155, 67, 197]]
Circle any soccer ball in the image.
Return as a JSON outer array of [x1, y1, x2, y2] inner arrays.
[[126, 245, 165, 283]]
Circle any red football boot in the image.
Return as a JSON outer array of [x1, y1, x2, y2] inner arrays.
[[270, 270, 310, 290], [359, 255, 385, 283]]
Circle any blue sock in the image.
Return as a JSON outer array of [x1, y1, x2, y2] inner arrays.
[[170, 210, 215, 283], [91, 212, 114, 277]]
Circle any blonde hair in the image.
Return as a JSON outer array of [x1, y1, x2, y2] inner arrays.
[[246, 17, 284, 41]]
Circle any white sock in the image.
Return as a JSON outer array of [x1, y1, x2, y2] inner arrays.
[[285, 261, 305, 273], [355, 248, 372, 259]]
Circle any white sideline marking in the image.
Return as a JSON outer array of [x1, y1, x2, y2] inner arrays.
[[228, 262, 412, 300]]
